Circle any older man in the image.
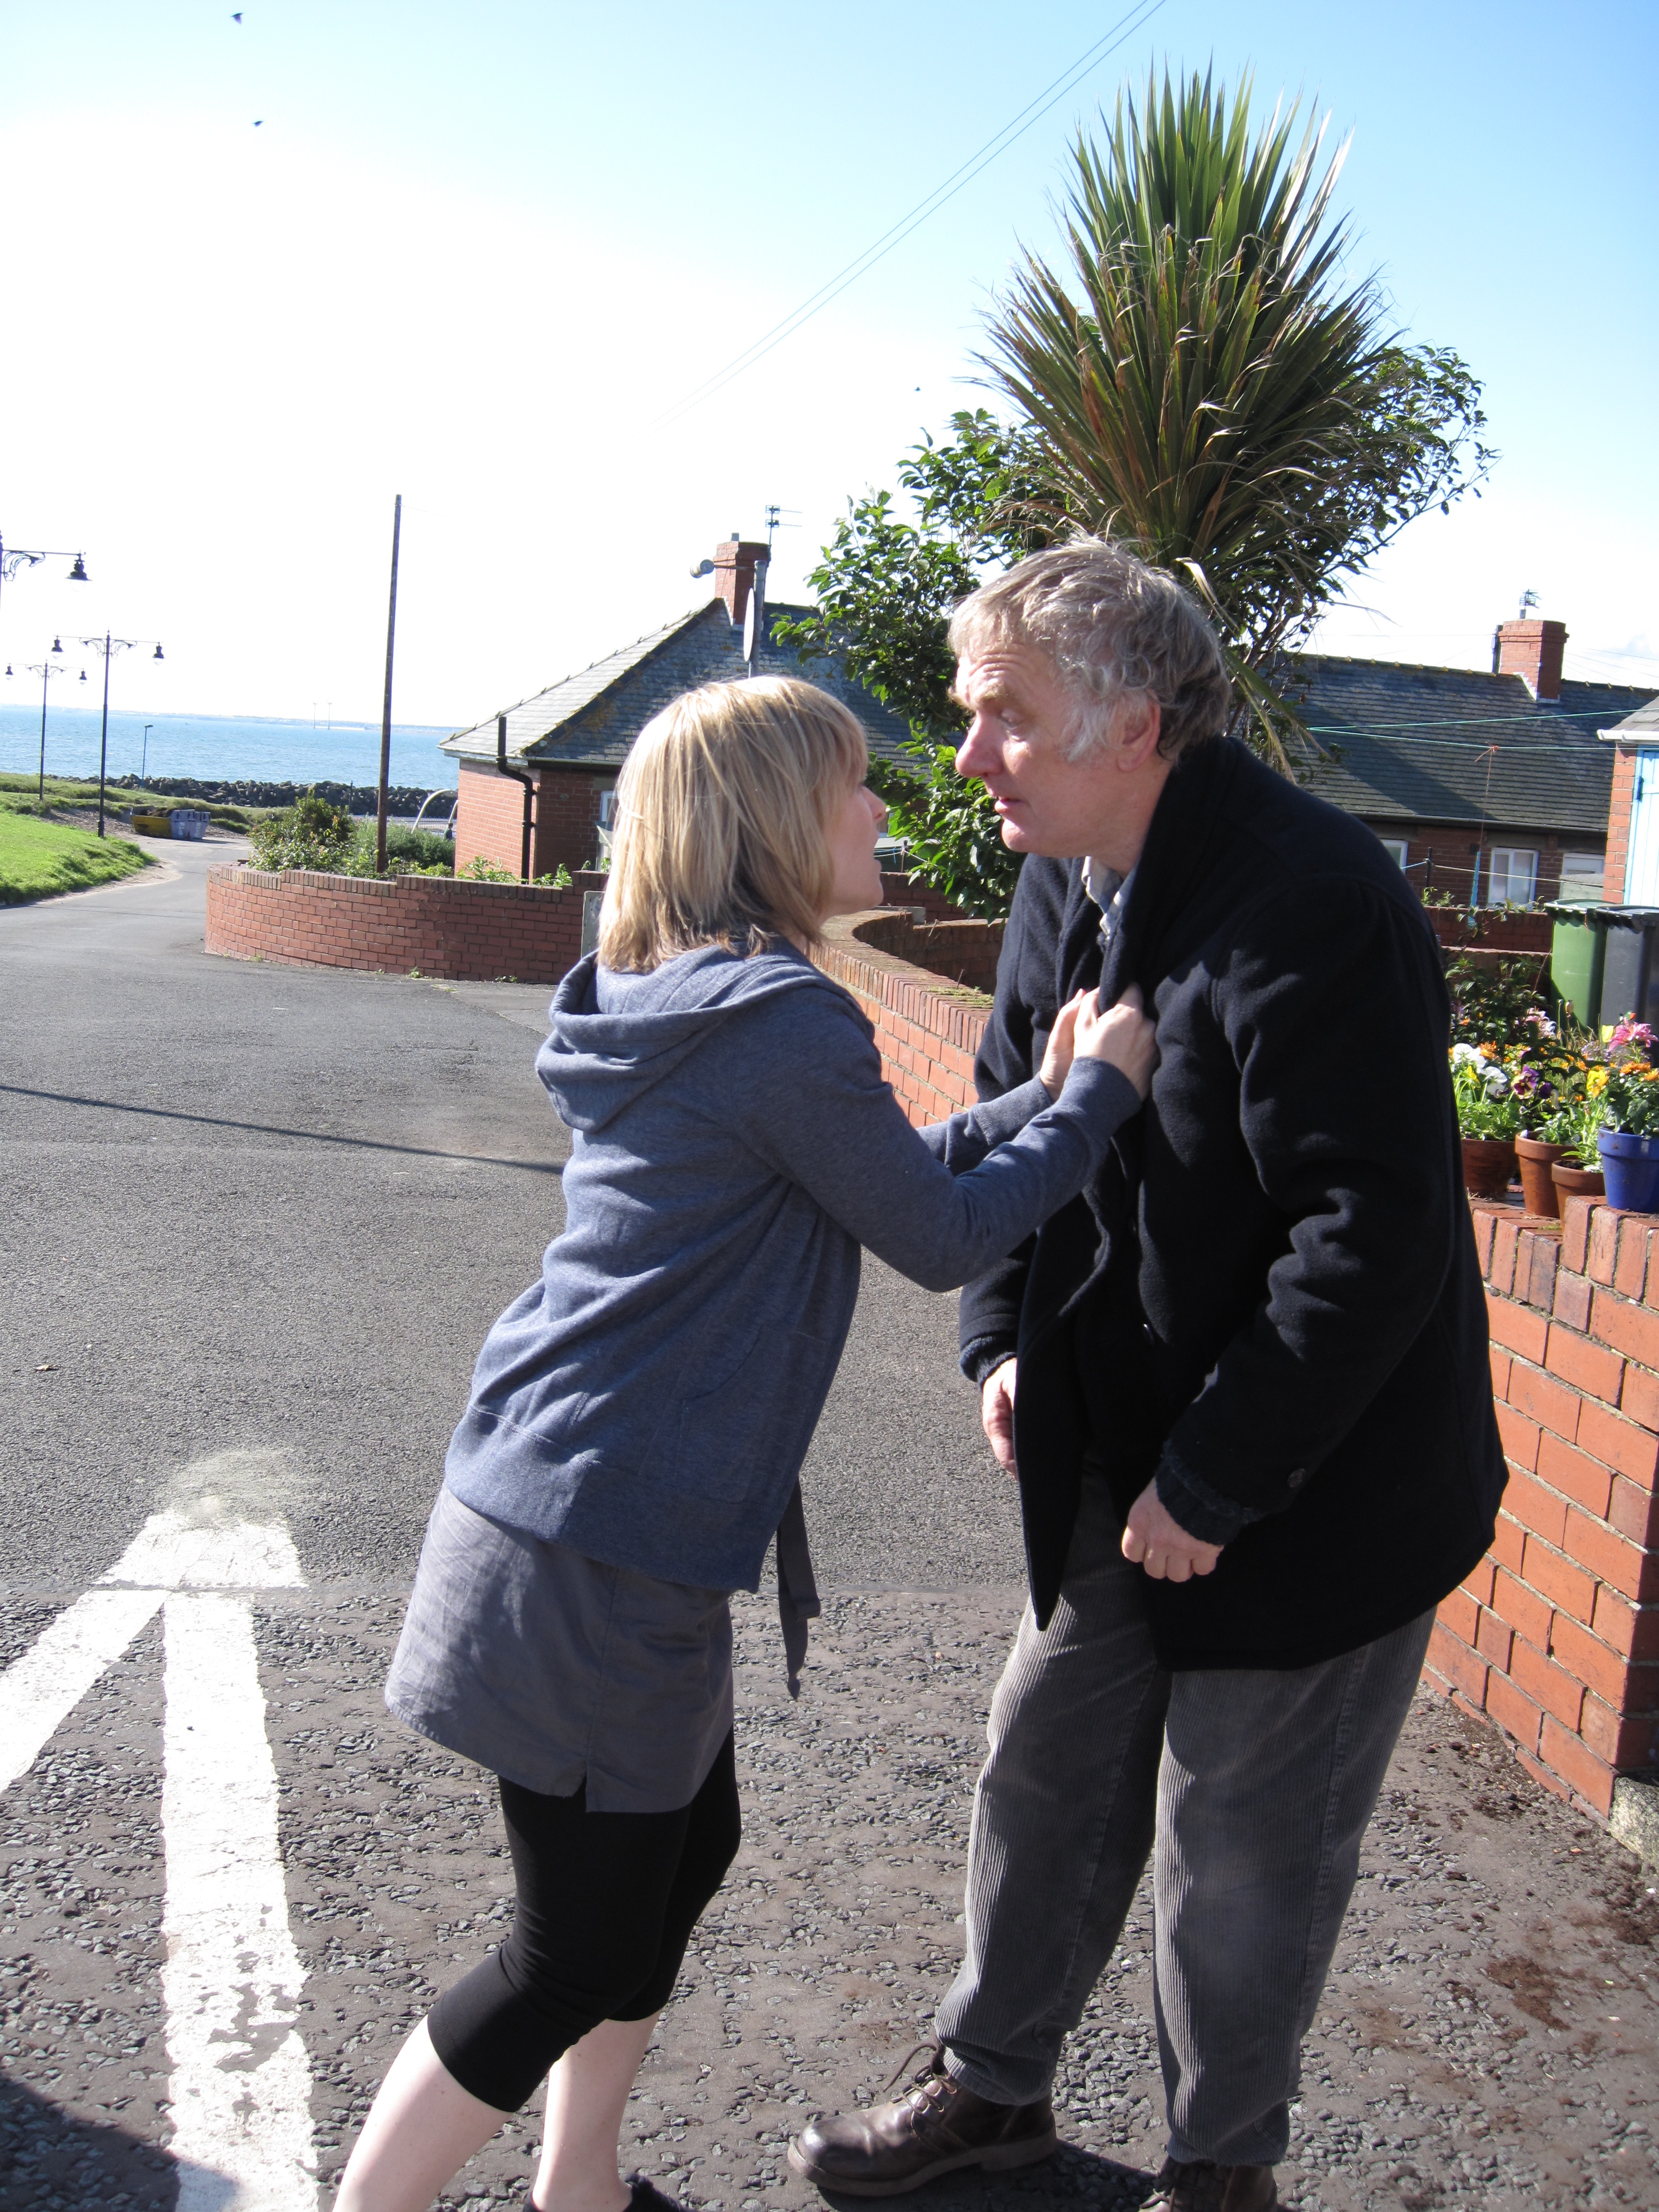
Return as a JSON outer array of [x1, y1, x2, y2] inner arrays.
[[790, 543, 1504, 2212]]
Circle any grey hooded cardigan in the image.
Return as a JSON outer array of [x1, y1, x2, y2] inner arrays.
[[442, 942, 1139, 1593]]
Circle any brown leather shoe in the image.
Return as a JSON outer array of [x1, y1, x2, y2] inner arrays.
[[787, 2045, 1057, 2197], [1143, 2158, 1278, 2211]]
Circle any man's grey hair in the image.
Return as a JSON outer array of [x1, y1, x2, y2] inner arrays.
[[949, 538, 1232, 761]]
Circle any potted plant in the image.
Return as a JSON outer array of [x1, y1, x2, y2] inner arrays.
[[1549, 1091, 1607, 1201], [1509, 1013, 1595, 1216], [1452, 1046, 1521, 1196], [1591, 1019, 1659, 1212]]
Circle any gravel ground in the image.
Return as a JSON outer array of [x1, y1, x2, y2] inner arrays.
[[4, 1587, 1653, 2212]]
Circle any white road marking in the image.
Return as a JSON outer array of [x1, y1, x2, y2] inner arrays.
[[0, 1505, 317, 2209], [165, 1589, 317, 2212], [0, 1587, 166, 1790]]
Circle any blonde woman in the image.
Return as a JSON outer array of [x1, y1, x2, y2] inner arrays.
[[337, 677, 1156, 2212]]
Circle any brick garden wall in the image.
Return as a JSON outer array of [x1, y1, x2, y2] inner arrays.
[[205, 864, 608, 984], [812, 911, 991, 1128], [848, 910, 1005, 995], [1428, 1196, 1659, 1817]]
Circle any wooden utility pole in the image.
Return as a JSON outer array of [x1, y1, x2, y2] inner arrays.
[[375, 493, 403, 876]]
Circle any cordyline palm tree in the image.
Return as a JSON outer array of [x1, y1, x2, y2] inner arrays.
[[984, 69, 1492, 761]]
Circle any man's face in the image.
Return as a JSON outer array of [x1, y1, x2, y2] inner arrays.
[[952, 641, 1125, 859]]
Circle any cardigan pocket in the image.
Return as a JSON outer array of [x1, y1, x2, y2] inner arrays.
[[669, 1325, 827, 1504]]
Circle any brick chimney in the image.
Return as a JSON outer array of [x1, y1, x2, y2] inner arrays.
[[712, 535, 770, 628], [1492, 616, 1567, 701]]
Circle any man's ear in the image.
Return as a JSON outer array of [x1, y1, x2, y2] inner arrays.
[[1112, 693, 1163, 771]]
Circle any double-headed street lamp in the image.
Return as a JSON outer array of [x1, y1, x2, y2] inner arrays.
[[75, 631, 164, 837], [22, 638, 70, 798], [0, 537, 89, 639]]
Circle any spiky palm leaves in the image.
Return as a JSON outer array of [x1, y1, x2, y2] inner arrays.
[[984, 71, 1491, 760]]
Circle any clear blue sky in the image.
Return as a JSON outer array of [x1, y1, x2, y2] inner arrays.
[[2, 0, 1652, 723]]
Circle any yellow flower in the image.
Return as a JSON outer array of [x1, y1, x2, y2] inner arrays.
[[1587, 1068, 1610, 1095], [1478, 1041, 1498, 1059]]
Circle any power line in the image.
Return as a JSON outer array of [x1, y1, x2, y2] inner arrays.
[[652, 0, 1168, 429]]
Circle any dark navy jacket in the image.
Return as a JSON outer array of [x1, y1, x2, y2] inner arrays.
[[959, 737, 1506, 1669]]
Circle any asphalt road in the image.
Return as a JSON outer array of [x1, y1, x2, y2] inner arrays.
[[4, 848, 1655, 2212], [1, 837, 1024, 1597]]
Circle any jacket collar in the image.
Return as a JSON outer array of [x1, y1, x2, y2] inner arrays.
[[1098, 737, 1249, 1004]]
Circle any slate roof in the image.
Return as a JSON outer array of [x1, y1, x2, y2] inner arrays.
[[1292, 656, 1656, 836], [442, 599, 913, 768], [1609, 695, 1659, 740]]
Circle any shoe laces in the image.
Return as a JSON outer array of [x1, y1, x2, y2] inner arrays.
[[880, 2041, 950, 2107]]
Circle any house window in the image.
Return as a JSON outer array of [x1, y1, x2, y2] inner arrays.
[[1482, 848, 1538, 906], [598, 788, 618, 829], [1377, 838, 1409, 870], [1557, 850, 1605, 905]]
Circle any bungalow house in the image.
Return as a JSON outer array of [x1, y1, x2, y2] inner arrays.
[[1297, 618, 1654, 907], [448, 569, 1655, 909], [443, 537, 912, 879], [1309, 615, 1654, 907]]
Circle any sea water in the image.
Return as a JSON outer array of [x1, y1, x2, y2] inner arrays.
[[0, 700, 456, 794]]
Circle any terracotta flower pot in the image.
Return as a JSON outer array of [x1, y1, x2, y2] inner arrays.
[[1461, 1137, 1518, 1198], [1515, 1136, 1570, 1218], [1551, 1160, 1605, 1200]]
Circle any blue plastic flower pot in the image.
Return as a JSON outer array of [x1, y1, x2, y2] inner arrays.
[[1595, 1129, 1659, 1213]]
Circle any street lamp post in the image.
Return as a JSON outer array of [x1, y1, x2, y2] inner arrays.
[[76, 631, 164, 837], [142, 724, 153, 782], [25, 639, 69, 797], [0, 537, 89, 642]]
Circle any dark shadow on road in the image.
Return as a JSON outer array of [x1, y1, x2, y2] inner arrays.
[[0, 2071, 180, 2210], [0, 1083, 563, 1174]]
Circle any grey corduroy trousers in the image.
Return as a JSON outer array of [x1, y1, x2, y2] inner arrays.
[[935, 1478, 1434, 2168]]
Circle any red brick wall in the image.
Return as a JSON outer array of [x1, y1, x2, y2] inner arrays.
[[851, 911, 1004, 994], [1363, 830, 1603, 910], [812, 912, 989, 1127], [205, 864, 608, 984], [1428, 1197, 1659, 1817], [455, 760, 611, 878], [1605, 745, 1638, 902], [878, 870, 977, 923], [531, 769, 610, 876], [1424, 905, 1556, 956]]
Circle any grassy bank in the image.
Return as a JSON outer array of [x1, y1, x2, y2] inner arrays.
[[0, 809, 155, 905], [0, 772, 263, 833]]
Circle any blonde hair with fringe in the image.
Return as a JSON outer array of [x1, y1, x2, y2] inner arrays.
[[598, 676, 869, 973]]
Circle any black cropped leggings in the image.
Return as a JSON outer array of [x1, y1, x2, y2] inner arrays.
[[427, 1732, 741, 2112]]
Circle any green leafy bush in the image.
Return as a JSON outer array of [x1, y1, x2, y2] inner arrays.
[[459, 854, 518, 883], [247, 791, 357, 873]]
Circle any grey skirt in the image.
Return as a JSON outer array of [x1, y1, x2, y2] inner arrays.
[[386, 1484, 734, 1814]]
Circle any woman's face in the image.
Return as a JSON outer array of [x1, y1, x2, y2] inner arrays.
[[821, 779, 888, 920]]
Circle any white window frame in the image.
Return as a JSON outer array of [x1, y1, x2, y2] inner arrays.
[[1483, 847, 1538, 907], [1377, 838, 1409, 870], [1557, 851, 1605, 906]]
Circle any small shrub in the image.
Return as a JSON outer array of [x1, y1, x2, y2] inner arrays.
[[459, 854, 518, 883], [533, 865, 573, 888], [385, 824, 455, 871], [248, 791, 357, 873]]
